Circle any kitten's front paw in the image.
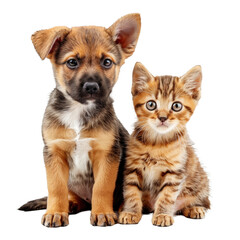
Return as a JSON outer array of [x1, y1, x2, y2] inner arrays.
[[182, 207, 205, 219], [152, 214, 174, 227], [118, 211, 142, 224]]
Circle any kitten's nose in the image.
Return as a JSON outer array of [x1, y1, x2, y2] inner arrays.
[[159, 117, 167, 122]]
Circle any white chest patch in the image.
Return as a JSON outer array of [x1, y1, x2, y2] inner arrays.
[[69, 137, 94, 177], [57, 99, 95, 185], [59, 102, 84, 133]]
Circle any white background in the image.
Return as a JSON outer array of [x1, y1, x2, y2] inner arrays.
[[1, 0, 239, 239]]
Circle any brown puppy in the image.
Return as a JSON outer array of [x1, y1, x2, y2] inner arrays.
[[19, 14, 141, 227]]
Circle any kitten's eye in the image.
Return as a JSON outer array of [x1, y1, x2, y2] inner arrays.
[[146, 100, 157, 111], [101, 58, 113, 69], [172, 102, 183, 112], [66, 58, 79, 69]]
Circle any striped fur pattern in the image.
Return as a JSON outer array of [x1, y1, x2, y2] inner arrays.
[[119, 63, 210, 226]]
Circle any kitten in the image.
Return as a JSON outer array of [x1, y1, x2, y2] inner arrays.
[[119, 63, 210, 226]]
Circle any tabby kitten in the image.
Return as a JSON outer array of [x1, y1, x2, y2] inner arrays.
[[119, 63, 210, 226]]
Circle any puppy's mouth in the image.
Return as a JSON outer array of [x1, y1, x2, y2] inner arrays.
[[66, 91, 98, 104], [84, 93, 98, 100]]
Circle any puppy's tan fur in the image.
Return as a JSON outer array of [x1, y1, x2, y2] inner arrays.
[[19, 14, 141, 227]]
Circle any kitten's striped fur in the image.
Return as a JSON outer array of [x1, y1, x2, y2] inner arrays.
[[119, 63, 210, 226]]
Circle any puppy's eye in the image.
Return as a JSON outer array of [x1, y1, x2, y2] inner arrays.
[[172, 102, 183, 112], [146, 100, 157, 111], [66, 59, 79, 69], [101, 58, 113, 69]]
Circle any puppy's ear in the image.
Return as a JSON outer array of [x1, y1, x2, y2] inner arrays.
[[31, 26, 71, 60], [179, 65, 202, 100], [132, 62, 154, 95], [107, 13, 141, 59]]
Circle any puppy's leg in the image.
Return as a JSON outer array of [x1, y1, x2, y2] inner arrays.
[[41, 147, 69, 227], [91, 151, 119, 226]]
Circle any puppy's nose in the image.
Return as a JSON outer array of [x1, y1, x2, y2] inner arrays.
[[159, 117, 167, 122], [83, 82, 100, 94]]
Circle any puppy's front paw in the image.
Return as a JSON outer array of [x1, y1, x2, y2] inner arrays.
[[118, 212, 141, 224], [90, 212, 117, 226], [41, 212, 69, 227], [152, 214, 174, 227]]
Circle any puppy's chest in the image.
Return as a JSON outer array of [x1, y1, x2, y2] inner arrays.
[[67, 130, 94, 202], [59, 102, 93, 176], [58, 103, 95, 201], [69, 134, 93, 178]]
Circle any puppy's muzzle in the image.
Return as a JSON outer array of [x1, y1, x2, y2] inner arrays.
[[83, 82, 100, 95]]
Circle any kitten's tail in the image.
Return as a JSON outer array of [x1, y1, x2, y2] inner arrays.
[[18, 197, 47, 211]]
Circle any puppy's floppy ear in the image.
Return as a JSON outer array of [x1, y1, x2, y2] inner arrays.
[[31, 26, 71, 60], [107, 13, 141, 59], [179, 65, 202, 100], [132, 62, 154, 95]]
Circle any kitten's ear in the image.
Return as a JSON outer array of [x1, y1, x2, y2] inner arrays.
[[132, 62, 154, 95], [107, 13, 141, 60], [180, 65, 202, 100], [31, 26, 71, 60]]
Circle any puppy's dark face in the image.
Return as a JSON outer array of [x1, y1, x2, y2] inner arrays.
[[52, 27, 121, 105], [32, 14, 141, 105]]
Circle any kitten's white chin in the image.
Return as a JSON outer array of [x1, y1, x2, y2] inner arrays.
[[148, 120, 177, 135]]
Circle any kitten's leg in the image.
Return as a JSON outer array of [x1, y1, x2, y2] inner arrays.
[[177, 164, 210, 219], [178, 147, 210, 219], [182, 206, 205, 219], [153, 176, 183, 227], [178, 195, 210, 219], [175, 196, 207, 219], [118, 168, 143, 224]]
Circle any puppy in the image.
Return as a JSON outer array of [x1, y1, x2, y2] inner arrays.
[[19, 13, 141, 227]]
